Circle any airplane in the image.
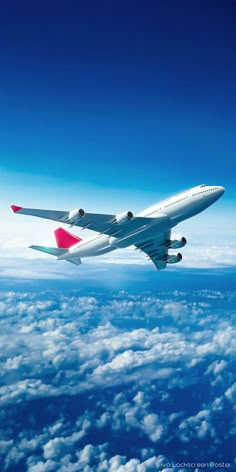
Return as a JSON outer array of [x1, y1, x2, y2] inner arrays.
[[11, 184, 225, 270]]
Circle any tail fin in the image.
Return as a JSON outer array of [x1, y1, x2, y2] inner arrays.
[[54, 227, 82, 249], [29, 246, 66, 256]]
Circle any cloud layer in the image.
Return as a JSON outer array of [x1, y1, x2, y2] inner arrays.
[[0, 289, 235, 471]]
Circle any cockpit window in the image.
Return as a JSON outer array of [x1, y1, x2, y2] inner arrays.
[[200, 184, 207, 187]]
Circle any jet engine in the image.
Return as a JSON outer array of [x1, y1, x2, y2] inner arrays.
[[167, 237, 187, 249], [113, 211, 134, 224], [68, 208, 85, 224], [164, 253, 182, 264]]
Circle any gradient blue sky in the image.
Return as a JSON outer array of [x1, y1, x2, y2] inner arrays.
[[0, 0, 235, 277], [0, 1, 236, 193]]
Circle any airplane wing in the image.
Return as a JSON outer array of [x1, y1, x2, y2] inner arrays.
[[135, 231, 171, 270], [11, 205, 153, 237]]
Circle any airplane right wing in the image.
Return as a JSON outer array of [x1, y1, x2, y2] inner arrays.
[[135, 230, 182, 270]]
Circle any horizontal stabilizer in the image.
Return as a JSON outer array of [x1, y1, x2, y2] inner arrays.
[[29, 245, 66, 257], [67, 258, 82, 265]]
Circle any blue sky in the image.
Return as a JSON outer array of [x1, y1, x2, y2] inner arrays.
[[0, 0, 236, 196]]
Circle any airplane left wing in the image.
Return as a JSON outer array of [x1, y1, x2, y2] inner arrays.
[[135, 231, 171, 270], [11, 205, 115, 232], [11, 205, 152, 237]]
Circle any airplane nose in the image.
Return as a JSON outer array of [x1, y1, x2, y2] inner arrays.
[[218, 186, 225, 196]]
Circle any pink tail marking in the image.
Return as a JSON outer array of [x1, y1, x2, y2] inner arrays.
[[54, 227, 83, 249]]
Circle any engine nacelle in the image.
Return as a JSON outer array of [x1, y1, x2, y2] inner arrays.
[[114, 211, 134, 225], [164, 253, 182, 264], [68, 208, 85, 224], [167, 237, 187, 249]]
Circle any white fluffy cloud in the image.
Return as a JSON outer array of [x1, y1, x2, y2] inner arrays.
[[0, 289, 235, 471]]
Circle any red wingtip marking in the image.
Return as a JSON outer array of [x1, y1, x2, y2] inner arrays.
[[54, 227, 83, 249], [11, 205, 23, 213]]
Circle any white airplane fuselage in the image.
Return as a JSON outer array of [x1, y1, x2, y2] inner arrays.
[[59, 184, 225, 263]]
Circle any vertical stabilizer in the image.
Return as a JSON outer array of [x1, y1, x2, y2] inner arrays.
[[54, 227, 83, 249]]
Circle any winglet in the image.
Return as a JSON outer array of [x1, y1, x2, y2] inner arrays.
[[11, 205, 23, 213]]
